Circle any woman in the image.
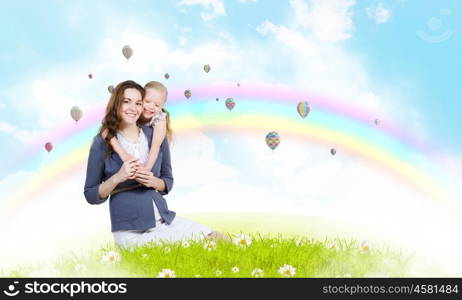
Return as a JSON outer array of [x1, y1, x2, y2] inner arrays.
[[84, 80, 220, 249]]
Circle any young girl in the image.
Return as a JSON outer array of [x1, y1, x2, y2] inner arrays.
[[103, 81, 170, 180]]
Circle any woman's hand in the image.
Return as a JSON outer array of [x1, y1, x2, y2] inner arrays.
[[135, 169, 161, 190], [115, 158, 140, 183]]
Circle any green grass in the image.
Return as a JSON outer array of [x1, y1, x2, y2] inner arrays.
[[1, 233, 413, 278]]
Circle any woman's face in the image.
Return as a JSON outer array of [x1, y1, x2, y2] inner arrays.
[[143, 88, 166, 119], [119, 88, 143, 125]]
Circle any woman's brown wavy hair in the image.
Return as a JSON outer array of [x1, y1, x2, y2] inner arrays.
[[98, 80, 145, 157]]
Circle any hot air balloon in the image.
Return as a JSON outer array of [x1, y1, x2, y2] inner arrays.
[[164, 73, 170, 80], [237, 83, 240, 87], [225, 98, 235, 111], [265, 131, 280, 152], [330, 148, 336, 156], [184, 89, 192, 99], [374, 118, 380, 126], [122, 45, 133, 60], [45, 142, 53, 152], [203, 64, 211, 73], [297, 101, 311, 119], [107, 85, 114, 94], [88, 74, 93, 79], [215, 98, 219, 101], [70, 106, 83, 123]]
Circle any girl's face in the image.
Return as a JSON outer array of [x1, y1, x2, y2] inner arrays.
[[119, 88, 143, 125], [143, 88, 166, 119]]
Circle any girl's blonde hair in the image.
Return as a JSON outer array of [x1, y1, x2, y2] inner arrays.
[[142, 81, 174, 144]]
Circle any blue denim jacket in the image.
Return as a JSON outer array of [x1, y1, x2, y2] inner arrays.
[[83, 125, 176, 232]]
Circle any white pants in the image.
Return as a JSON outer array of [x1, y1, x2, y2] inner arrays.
[[113, 199, 213, 249], [112, 216, 213, 249]]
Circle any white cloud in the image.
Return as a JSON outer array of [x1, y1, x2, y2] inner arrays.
[[170, 130, 239, 190], [178, 0, 226, 21], [2, 28, 241, 141], [0, 121, 40, 143], [0, 168, 111, 270], [238, 0, 257, 3], [219, 31, 233, 42], [257, 20, 321, 56], [290, 0, 356, 43], [180, 27, 192, 33], [255, 2, 428, 136], [168, 132, 462, 272], [0, 122, 15, 133], [179, 36, 188, 46], [366, 2, 391, 24]]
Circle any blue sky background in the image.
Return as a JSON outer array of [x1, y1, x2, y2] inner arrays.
[[0, 0, 460, 169]]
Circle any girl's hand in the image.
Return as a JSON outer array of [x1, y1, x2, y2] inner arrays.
[[116, 159, 140, 183], [135, 169, 160, 189]]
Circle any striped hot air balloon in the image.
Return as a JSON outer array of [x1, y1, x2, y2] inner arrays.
[[203, 64, 211, 73], [70, 106, 83, 123], [122, 45, 133, 60], [164, 73, 170, 80], [297, 101, 311, 119], [184, 89, 192, 99], [225, 98, 235, 111], [107, 85, 114, 94], [265, 131, 280, 152]]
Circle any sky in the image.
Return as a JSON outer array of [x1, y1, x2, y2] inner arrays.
[[0, 0, 461, 273]]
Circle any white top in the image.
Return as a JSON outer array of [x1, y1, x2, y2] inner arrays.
[[116, 128, 163, 222], [116, 129, 149, 165]]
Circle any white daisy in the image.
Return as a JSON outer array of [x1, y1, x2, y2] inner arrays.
[[278, 264, 296, 277], [164, 247, 171, 254], [295, 238, 303, 247], [182, 241, 190, 248], [233, 234, 252, 247], [157, 269, 176, 278], [251, 268, 264, 278], [203, 241, 217, 251], [360, 241, 370, 252], [231, 266, 239, 273], [194, 274, 202, 278], [216, 270, 222, 276], [141, 254, 148, 259], [100, 251, 121, 264]]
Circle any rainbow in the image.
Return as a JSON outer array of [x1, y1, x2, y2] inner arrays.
[[2, 83, 459, 220]]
